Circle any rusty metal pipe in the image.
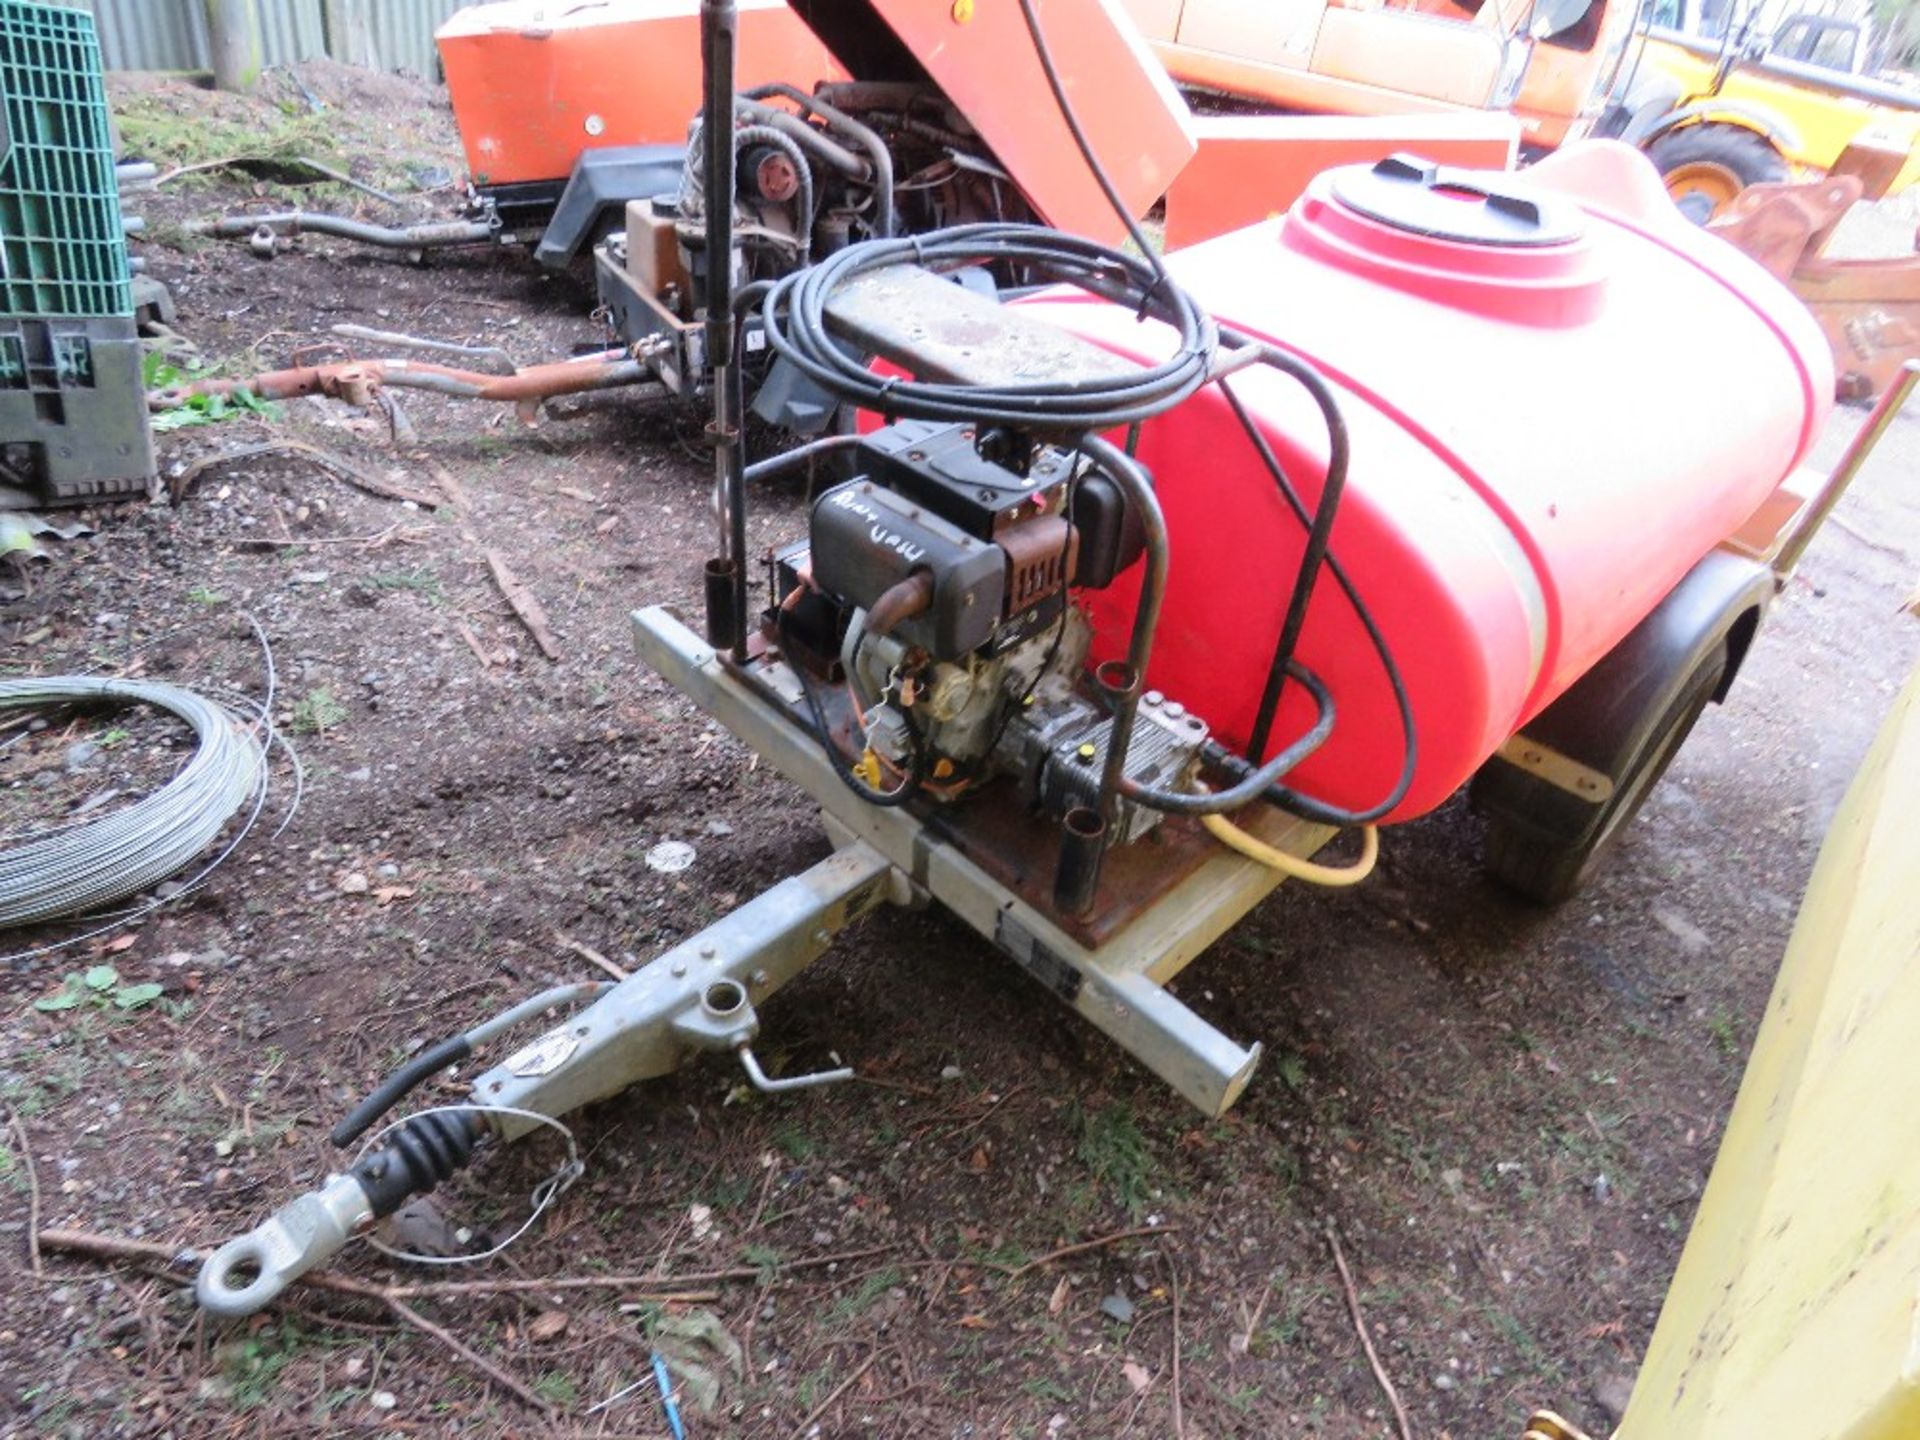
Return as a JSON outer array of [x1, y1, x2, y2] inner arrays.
[[197, 212, 495, 249], [864, 571, 935, 637], [329, 324, 516, 375], [147, 351, 659, 411]]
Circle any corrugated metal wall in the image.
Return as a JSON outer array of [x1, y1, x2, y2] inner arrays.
[[360, 0, 465, 78], [49, 0, 467, 78]]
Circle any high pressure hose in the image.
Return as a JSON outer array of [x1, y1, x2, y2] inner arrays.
[[760, 222, 1216, 435]]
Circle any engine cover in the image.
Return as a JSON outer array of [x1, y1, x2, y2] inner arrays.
[[811, 481, 1006, 659], [808, 421, 1087, 663]]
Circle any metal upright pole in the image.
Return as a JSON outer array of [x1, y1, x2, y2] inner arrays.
[[701, 0, 749, 661], [1773, 359, 1918, 580]]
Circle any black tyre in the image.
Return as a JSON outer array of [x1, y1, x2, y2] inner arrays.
[[1484, 643, 1728, 904], [1647, 124, 1789, 221]]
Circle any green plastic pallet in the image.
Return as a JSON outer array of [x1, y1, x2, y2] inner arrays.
[[0, 0, 132, 318]]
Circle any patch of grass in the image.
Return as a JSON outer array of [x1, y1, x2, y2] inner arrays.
[[370, 568, 442, 598], [532, 1372, 577, 1407], [24, 1386, 83, 1430], [952, 1231, 1030, 1272], [0, 1041, 90, 1116], [187, 586, 227, 606], [1078, 1102, 1156, 1216], [1023, 1376, 1073, 1404], [1272, 1050, 1309, 1092], [292, 687, 348, 736], [794, 1365, 836, 1411], [1483, 1303, 1564, 1387], [115, 96, 343, 175], [1256, 1279, 1328, 1354], [743, 1242, 782, 1284], [774, 1123, 817, 1161], [703, 1172, 752, 1210], [1226, 1381, 1264, 1414], [220, 1321, 307, 1410], [826, 1265, 901, 1325], [1707, 1010, 1742, 1058], [214, 1113, 295, 1157]]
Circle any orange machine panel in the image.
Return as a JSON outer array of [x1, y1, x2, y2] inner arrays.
[[437, 0, 842, 187], [856, 0, 1196, 244], [1162, 113, 1519, 251]]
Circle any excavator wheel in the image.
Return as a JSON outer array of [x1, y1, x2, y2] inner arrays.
[[1649, 124, 1789, 221]]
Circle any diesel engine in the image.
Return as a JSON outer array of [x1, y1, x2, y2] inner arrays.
[[770, 421, 1211, 844]]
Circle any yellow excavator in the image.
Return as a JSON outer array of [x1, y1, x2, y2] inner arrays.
[[1118, 0, 1920, 214]]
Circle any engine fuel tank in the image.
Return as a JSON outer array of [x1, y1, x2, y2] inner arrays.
[[1023, 143, 1833, 822]]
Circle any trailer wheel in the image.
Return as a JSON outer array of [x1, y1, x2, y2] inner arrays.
[[1648, 125, 1788, 220], [1484, 642, 1728, 904]]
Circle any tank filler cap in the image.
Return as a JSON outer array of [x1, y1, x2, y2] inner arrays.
[[1330, 155, 1586, 249]]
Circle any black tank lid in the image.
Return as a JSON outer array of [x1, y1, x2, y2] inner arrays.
[[1329, 154, 1586, 248]]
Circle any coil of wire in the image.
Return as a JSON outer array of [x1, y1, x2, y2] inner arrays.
[[0, 676, 267, 929]]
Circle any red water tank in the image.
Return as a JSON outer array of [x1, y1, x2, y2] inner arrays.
[[1025, 142, 1832, 822]]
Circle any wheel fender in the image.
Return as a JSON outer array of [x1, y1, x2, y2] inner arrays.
[[534, 143, 687, 271], [1471, 549, 1776, 842], [1613, 75, 1687, 147], [1642, 102, 1803, 158]]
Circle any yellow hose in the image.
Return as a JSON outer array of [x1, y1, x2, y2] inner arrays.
[[1201, 812, 1380, 887]]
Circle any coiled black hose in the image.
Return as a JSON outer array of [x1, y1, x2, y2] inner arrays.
[[759, 222, 1217, 435]]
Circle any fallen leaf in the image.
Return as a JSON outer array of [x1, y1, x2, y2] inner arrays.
[[1123, 1360, 1153, 1394], [113, 983, 164, 1010], [0, 514, 46, 563], [966, 1145, 990, 1172], [1047, 1276, 1070, 1318], [527, 1310, 569, 1343], [102, 934, 137, 954], [373, 885, 417, 905], [957, 1314, 989, 1330], [688, 1202, 714, 1242]]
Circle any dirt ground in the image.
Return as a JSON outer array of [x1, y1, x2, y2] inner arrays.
[[2, 62, 1917, 1440]]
